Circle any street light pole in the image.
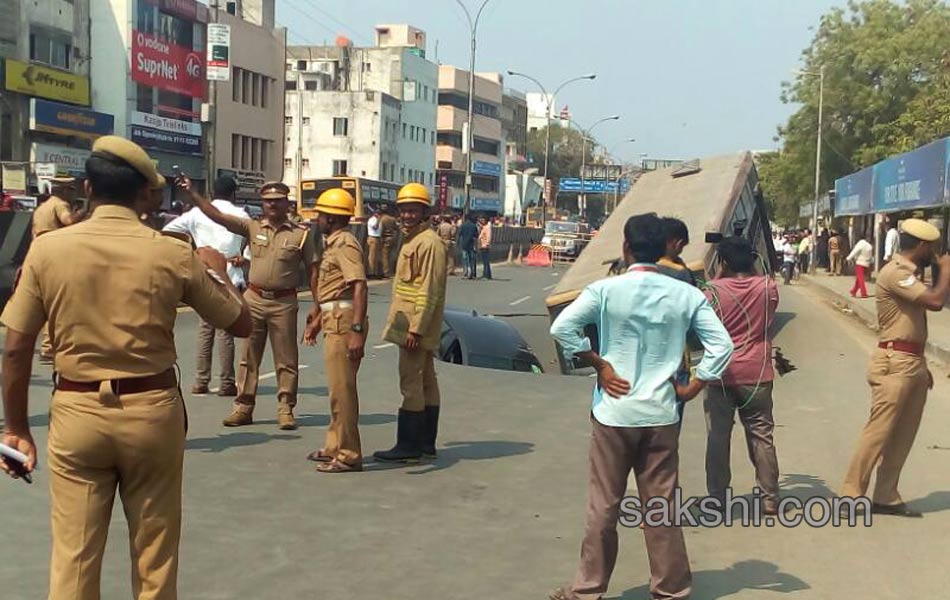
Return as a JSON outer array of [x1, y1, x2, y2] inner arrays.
[[455, 0, 492, 216], [578, 115, 620, 219], [797, 66, 825, 273], [506, 71, 595, 227]]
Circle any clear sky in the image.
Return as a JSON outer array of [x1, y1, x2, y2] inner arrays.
[[275, 0, 845, 163]]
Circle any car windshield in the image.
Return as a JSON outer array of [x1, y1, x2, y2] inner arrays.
[[545, 222, 579, 234]]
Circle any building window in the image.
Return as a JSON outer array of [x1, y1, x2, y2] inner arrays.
[[302, 158, 310, 168], [231, 134, 240, 168], [261, 141, 268, 172], [333, 117, 349, 136], [304, 80, 318, 91], [363, 62, 371, 72], [242, 70, 251, 104], [424, 85, 429, 102], [285, 116, 292, 125], [400, 166, 405, 182], [421, 128, 426, 143], [285, 79, 297, 91], [284, 158, 292, 168], [262, 78, 270, 108], [410, 125, 416, 141], [251, 73, 260, 106], [390, 164, 395, 181], [29, 30, 72, 69], [251, 138, 260, 171], [333, 160, 348, 176], [431, 131, 436, 145], [302, 117, 310, 126], [429, 172, 434, 186], [232, 68, 241, 101], [402, 123, 407, 138], [240, 136, 250, 169], [136, 84, 154, 113], [297, 60, 307, 71]]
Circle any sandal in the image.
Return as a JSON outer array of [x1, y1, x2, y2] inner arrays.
[[306, 450, 333, 463], [316, 459, 363, 473]]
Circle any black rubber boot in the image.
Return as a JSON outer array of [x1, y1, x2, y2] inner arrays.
[[422, 405, 440, 458], [373, 409, 424, 463]]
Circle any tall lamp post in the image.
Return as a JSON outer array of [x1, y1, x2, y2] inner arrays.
[[579, 115, 620, 219], [506, 70, 596, 226], [455, 0, 492, 216], [796, 66, 825, 273], [605, 138, 636, 214]]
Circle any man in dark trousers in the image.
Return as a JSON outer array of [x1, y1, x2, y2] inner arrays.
[[457, 213, 479, 280]]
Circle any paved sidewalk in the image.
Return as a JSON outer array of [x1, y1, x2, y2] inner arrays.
[[800, 269, 950, 367]]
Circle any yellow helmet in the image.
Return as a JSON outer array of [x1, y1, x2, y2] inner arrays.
[[315, 188, 356, 216], [396, 182, 431, 206]]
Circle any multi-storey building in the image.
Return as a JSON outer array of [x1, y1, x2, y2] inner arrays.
[[283, 24, 437, 199], [436, 65, 504, 214], [501, 88, 528, 164]]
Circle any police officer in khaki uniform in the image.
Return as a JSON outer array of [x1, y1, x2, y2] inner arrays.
[[302, 188, 368, 472], [841, 218, 950, 517], [31, 176, 83, 362], [179, 179, 317, 430], [437, 214, 458, 275], [374, 183, 447, 463], [0, 135, 251, 599], [379, 207, 399, 278]]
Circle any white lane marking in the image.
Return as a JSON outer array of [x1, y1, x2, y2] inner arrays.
[[542, 284, 557, 291], [258, 365, 308, 381], [551, 272, 560, 276], [510, 295, 531, 306], [374, 343, 396, 349]]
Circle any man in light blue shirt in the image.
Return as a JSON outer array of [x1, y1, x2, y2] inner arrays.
[[549, 213, 733, 600]]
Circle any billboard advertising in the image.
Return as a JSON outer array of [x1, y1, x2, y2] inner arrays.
[[131, 30, 206, 99], [30, 99, 113, 140], [4, 59, 90, 106], [834, 166, 873, 216], [872, 137, 948, 212]]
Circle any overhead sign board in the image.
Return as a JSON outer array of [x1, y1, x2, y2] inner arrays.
[[4, 59, 90, 106], [207, 23, 231, 81], [131, 30, 206, 99], [30, 98, 114, 140], [834, 166, 873, 216], [872, 137, 947, 212], [472, 160, 502, 177], [558, 178, 630, 194], [581, 164, 623, 180]]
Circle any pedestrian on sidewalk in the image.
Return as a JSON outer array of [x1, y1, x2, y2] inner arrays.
[[548, 213, 733, 600], [703, 236, 781, 514], [883, 217, 899, 263], [164, 175, 249, 397], [303, 188, 368, 473], [458, 213, 478, 279], [828, 230, 843, 275], [798, 229, 812, 274], [841, 219, 950, 518], [781, 235, 798, 285], [478, 215, 493, 280], [437, 214, 458, 275], [817, 228, 830, 270], [375, 184, 447, 463], [847, 235, 873, 298], [366, 207, 383, 278]]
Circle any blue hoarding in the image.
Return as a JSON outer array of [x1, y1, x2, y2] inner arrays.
[[872, 138, 948, 212], [470, 197, 502, 211], [29, 98, 114, 140], [130, 125, 202, 156], [472, 160, 502, 177], [558, 178, 630, 194], [834, 166, 873, 216]]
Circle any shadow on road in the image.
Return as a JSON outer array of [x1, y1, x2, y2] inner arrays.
[[186, 432, 301, 452], [257, 385, 329, 397], [771, 311, 797, 337], [778, 473, 837, 500], [618, 559, 809, 599], [908, 490, 950, 514], [364, 440, 534, 474]]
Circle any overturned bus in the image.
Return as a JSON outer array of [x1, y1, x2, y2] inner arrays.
[[544, 151, 777, 375]]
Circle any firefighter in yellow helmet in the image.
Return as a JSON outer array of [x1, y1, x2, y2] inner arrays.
[[374, 183, 448, 462], [303, 188, 368, 472]]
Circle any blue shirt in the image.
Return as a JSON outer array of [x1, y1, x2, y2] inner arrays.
[[550, 265, 734, 428]]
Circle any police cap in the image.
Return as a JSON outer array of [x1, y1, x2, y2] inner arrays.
[[900, 218, 940, 242], [260, 181, 290, 199], [90, 135, 161, 189]]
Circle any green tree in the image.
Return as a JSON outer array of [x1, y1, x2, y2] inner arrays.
[[526, 125, 602, 183], [761, 0, 950, 220]]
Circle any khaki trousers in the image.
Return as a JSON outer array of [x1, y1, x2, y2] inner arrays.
[[195, 318, 236, 387], [366, 236, 382, 277], [572, 417, 691, 600], [320, 307, 362, 465], [235, 290, 299, 410], [398, 347, 440, 412], [829, 250, 842, 275], [382, 237, 396, 278], [842, 348, 929, 504], [47, 387, 186, 600], [445, 241, 457, 274], [704, 383, 780, 507]]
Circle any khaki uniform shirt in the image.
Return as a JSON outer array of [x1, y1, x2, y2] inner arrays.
[[236, 219, 316, 290], [1, 205, 242, 381], [876, 254, 928, 345], [32, 195, 72, 237], [437, 222, 456, 243], [383, 225, 447, 350], [380, 214, 398, 240], [317, 229, 365, 303]]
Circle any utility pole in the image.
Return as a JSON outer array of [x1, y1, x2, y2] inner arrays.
[[455, 0, 492, 216], [810, 66, 825, 274], [296, 69, 303, 191], [205, 1, 219, 193]]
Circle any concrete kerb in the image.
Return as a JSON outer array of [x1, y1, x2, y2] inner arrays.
[[800, 274, 950, 369]]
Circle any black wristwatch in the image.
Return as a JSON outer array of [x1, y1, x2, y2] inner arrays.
[[350, 323, 364, 333]]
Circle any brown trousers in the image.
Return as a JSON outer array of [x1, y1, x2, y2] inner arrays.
[[572, 417, 691, 600], [704, 382, 780, 507], [235, 290, 299, 410], [445, 241, 457, 274], [381, 237, 396, 278], [366, 236, 382, 277], [195, 318, 236, 387], [829, 250, 842, 275], [47, 387, 186, 600], [841, 348, 929, 504], [398, 347, 441, 412], [320, 306, 362, 465]]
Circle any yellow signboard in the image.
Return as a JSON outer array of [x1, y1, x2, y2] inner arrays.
[[4, 59, 90, 106]]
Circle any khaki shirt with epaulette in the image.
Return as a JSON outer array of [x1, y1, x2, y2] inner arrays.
[[232, 219, 316, 290], [318, 229, 365, 303], [876, 254, 929, 345], [0, 204, 243, 381], [379, 214, 399, 240], [32, 195, 72, 237], [382, 224, 447, 351]]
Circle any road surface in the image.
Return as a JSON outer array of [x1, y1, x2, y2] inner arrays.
[[2, 265, 949, 599]]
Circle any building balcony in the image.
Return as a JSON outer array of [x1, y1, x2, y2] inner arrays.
[[436, 145, 502, 173], [437, 106, 501, 141]]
